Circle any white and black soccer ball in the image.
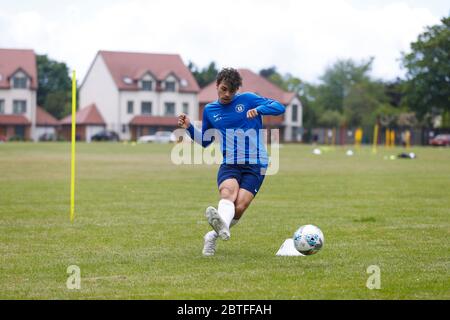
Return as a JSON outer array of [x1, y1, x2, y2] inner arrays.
[[293, 224, 324, 255]]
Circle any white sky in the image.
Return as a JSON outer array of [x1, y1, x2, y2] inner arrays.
[[0, 0, 448, 84]]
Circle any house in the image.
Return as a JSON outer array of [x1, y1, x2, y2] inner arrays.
[[36, 106, 59, 140], [0, 48, 37, 141], [198, 69, 302, 142], [79, 50, 200, 141], [59, 103, 106, 141]]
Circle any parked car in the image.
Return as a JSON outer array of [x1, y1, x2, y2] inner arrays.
[[137, 131, 176, 143], [91, 130, 120, 142], [39, 132, 56, 141], [429, 134, 450, 146]]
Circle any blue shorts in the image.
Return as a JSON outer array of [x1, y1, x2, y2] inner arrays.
[[217, 164, 266, 196]]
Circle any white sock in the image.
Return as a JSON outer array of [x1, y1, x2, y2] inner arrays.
[[218, 199, 235, 228]]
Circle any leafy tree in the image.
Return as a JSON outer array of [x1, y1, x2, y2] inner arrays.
[[401, 15, 450, 122], [188, 61, 218, 88], [384, 78, 404, 108], [259, 66, 278, 79], [318, 109, 344, 128], [36, 54, 72, 119], [343, 80, 388, 128], [315, 58, 374, 113]]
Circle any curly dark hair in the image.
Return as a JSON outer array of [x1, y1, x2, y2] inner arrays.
[[216, 68, 242, 92]]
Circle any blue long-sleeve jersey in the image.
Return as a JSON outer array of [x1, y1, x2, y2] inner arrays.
[[187, 92, 285, 166]]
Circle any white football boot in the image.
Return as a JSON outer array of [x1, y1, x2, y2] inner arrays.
[[205, 206, 230, 240], [202, 231, 218, 256]]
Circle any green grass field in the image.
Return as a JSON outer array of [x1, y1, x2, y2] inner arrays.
[[0, 142, 449, 299]]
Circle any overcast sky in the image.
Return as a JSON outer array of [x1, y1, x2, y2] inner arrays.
[[0, 0, 448, 84]]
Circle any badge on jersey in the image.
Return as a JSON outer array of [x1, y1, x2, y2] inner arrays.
[[235, 104, 245, 113]]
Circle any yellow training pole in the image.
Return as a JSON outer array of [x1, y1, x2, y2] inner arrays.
[[372, 124, 379, 154], [355, 128, 362, 149], [390, 130, 395, 148], [70, 70, 76, 223]]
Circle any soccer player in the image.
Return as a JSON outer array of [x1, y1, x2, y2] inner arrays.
[[178, 68, 285, 256]]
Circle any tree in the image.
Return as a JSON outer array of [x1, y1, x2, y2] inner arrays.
[[343, 80, 388, 128], [36, 54, 72, 119], [310, 58, 394, 128], [188, 61, 218, 88], [401, 15, 450, 122], [314, 58, 374, 112], [318, 110, 344, 128], [259, 66, 278, 78]]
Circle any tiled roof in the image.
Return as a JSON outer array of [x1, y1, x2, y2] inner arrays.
[[96, 51, 200, 93], [0, 114, 31, 125], [0, 48, 37, 89], [36, 106, 59, 126], [60, 104, 105, 125]]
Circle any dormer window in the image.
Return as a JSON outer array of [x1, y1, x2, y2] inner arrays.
[[165, 81, 176, 92], [142, 80, 153, 91], [13, 76, 27, 89]]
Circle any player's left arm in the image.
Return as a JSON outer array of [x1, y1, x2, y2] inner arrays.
[[246, 93, 285, 119]]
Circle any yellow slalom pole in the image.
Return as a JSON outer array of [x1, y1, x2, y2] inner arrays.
[[390, 130, 395, 148], [70, 70, 76, 223], [372, 124, 379, 154]]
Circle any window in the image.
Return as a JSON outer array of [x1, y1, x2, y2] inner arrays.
[[13, 100, 27, 114], [127, 101, 134, 114], [142, 80, 153, 91], [165, 81, 176, 92], [0, 100, 4, 114], [164, 102, 175, 116], [122, 124, 127, 133], [15, 126, 25, 138], [182, 103, 189, 115], [141, 102, 152, 115], [292, 104, 298, 122], [13, 77, 27, 89]]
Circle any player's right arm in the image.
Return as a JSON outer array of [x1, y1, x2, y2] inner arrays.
[[178, 108, 214, 148]]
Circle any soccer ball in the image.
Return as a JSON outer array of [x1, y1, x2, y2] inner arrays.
[[293, 224, 324, 255]]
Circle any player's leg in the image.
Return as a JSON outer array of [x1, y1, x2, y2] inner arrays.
[[203, 178, 240, 255], [206, 178, 239, 239], [203, 165, 241, 255], [234, 188, 255, 220], [206, 163, 241, 241], [231, 165, 266, 224]]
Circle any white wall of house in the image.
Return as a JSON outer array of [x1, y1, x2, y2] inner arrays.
[[119, 88, 198, 140], [119, 90, 198, 140], [283, 96, 303, 142], [79, 54, 119, 133], [81, 56, 199, 141], [0, 70, 37, 140]]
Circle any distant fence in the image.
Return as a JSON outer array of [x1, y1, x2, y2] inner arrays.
[[301, 127, 450, 146]]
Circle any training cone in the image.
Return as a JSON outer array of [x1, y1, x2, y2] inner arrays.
[[276, 238, 304, 256]]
